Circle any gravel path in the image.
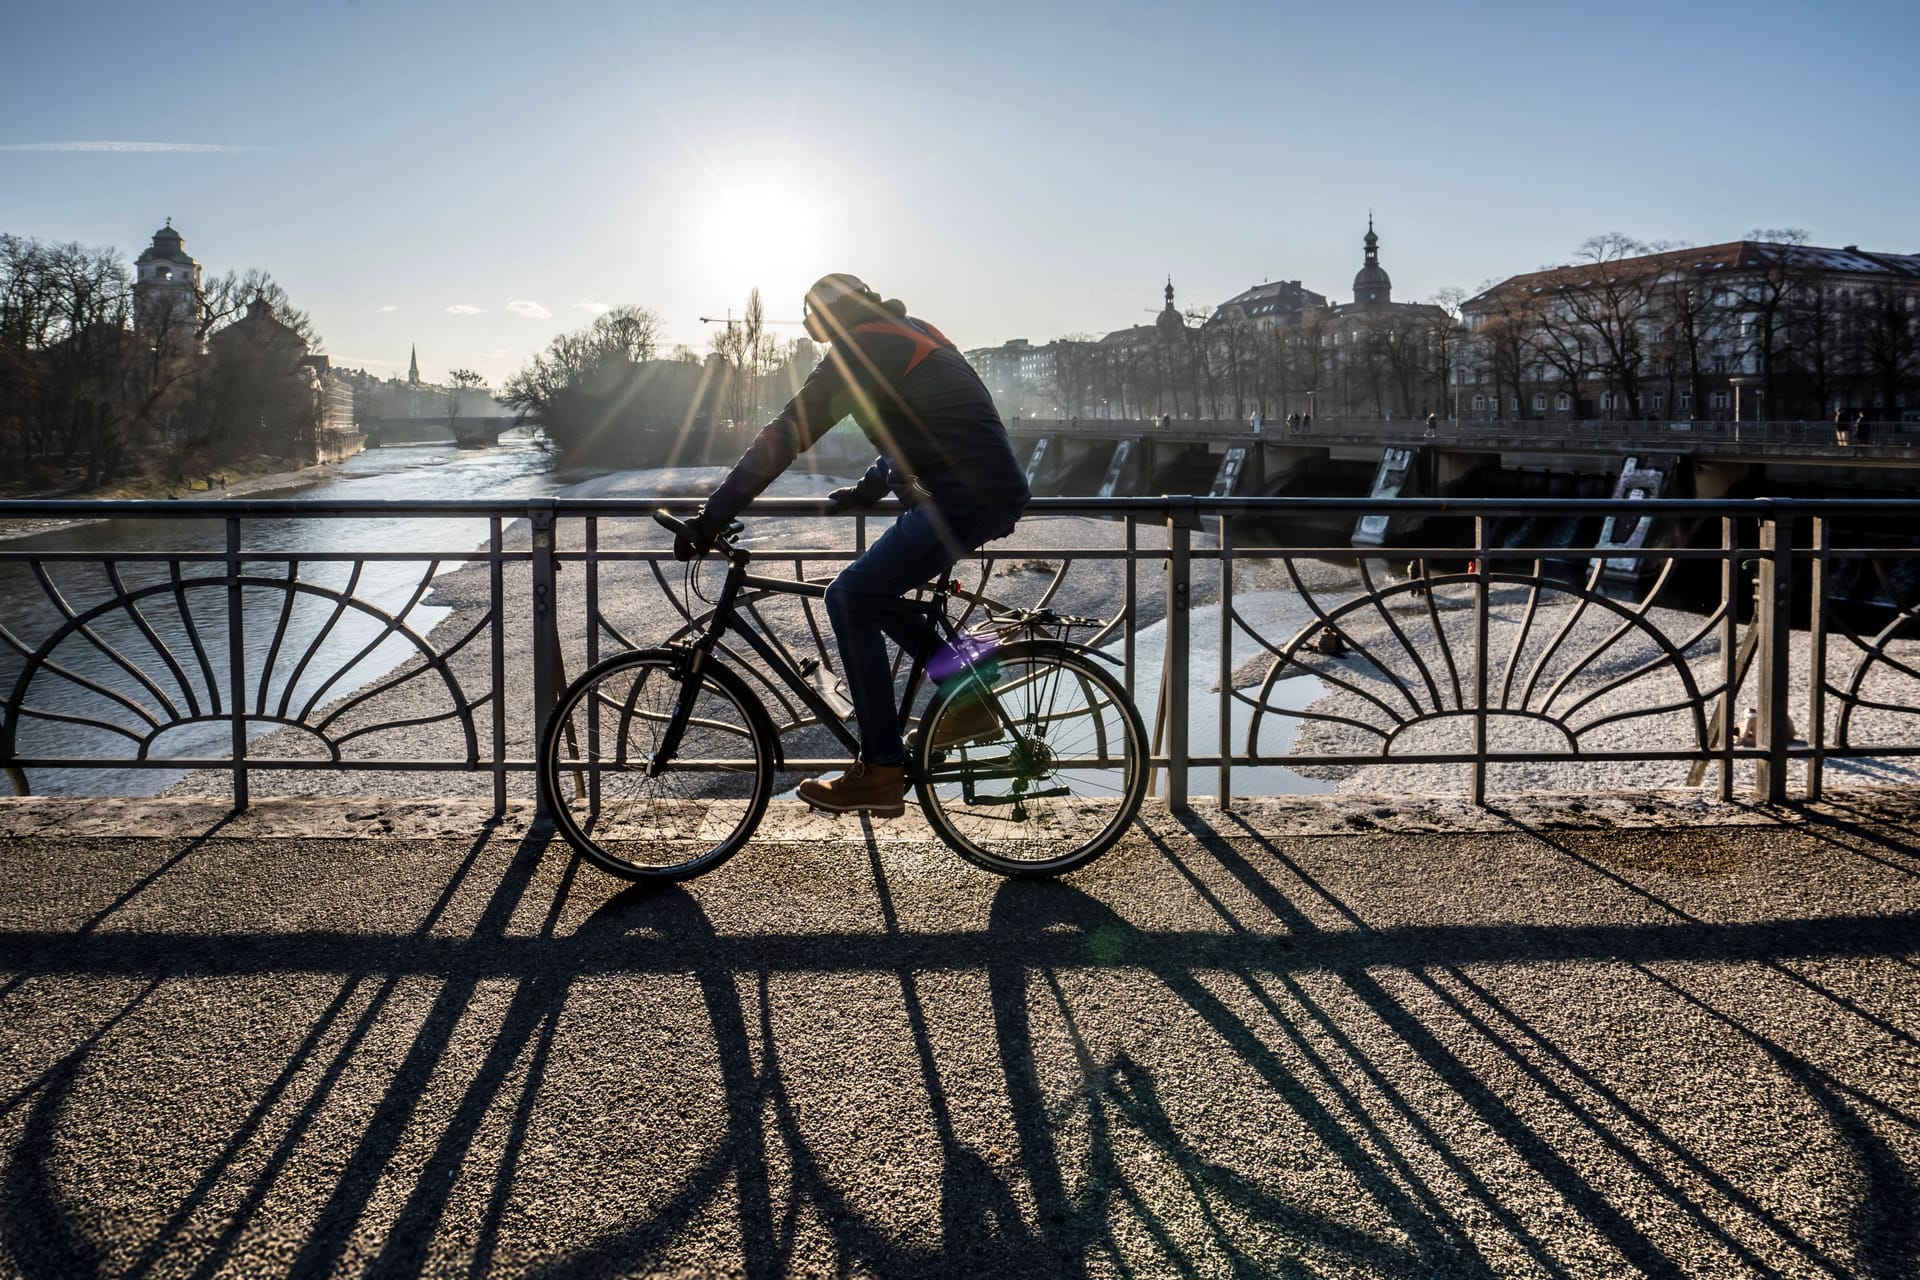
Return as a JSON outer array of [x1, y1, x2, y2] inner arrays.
[[2, 792, 1917, 1277]]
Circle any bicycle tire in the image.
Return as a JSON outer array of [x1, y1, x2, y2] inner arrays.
[[912, 641, 1146, 877], [540, 647, 775, 881]]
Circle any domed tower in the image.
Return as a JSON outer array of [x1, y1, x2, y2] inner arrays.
[[1351, 215, 1393, 309], [134, 218, 202, 340], [1156, 277, 1186, 341]]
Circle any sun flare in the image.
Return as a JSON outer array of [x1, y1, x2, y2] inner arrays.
[[696, 179, 824, 309]]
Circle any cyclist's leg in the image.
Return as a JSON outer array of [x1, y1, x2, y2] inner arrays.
[[824, 505, 960, 766]]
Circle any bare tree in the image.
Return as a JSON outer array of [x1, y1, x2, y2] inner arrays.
[[1731, 228, 1811, 411], [1853, 284, 1920, 419], [1557, 233, 1658, 418]]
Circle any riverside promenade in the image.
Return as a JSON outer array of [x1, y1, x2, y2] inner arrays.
[[2, 790, 1916, 1278]]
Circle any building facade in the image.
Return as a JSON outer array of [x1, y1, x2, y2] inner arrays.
[[1458, 239, 1920, 422]]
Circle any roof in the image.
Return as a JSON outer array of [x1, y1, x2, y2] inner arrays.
[[1216, 279, 1326, 317], [1466, 239, 1920, 308]]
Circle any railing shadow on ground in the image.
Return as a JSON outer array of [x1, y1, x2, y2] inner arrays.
[[0, 812, 1917, 1277]]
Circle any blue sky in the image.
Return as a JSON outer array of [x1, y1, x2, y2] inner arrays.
[[3, 0, 1915, 385]]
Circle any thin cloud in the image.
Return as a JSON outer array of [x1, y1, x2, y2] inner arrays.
[[0, 140, 263, 153], [573, 300, 612, 316], [378, 304, 398, 312], [445, 304, 486, 315], [506, 299, 552, 319]]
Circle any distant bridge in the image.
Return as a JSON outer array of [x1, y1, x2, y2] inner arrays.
[[363, 417, 516, 448]]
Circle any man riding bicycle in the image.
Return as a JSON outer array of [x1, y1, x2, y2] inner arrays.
[[673, 273, 1030, 817]]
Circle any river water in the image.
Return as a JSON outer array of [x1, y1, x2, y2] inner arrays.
[[0, 434, 561, 795]]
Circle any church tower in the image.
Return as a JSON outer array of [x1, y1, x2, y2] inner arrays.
[[408, 344, 421, 386], [133, 219, 202, 341], [1351, 214, 1393, 309]]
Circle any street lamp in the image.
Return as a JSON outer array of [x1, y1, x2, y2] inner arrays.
[[1729, 375, 1753, 424], [1307, 388, 1317, 426]]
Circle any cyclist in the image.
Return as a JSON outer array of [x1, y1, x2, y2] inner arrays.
[[673, 273, 1030, 816]]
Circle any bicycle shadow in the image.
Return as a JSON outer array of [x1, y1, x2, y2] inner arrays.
[[2, 810, 1917, 1277]]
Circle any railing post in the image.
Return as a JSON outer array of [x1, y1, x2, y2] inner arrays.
[[226, 516, 248, 812], [529, 500, 561, 819], [1471, 516, 1488, 806], [489, 516, 508, 814], [1755, 509, 1793, 804], [1218, 512, 1233, 811], [1807, 517, 1828, 802], [1165, 499, 1195, 813]]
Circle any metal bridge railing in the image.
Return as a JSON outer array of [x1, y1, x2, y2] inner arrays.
[[2, 495, 1918, 812]]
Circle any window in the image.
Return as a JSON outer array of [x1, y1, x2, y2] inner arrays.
[[1679, 392, 1693, 411], [1511, 397, 1520, 413], [1600, 393, 1615, 411], [1710, 391, 1730, 410], [1555, 393, 1570, 411], [1472, 395, 1486, 411], [1651, 393, 1666, 411], [1533, 394, 1547, 412]]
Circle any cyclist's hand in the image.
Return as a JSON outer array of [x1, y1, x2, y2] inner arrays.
[[672, 510, 721, 561], [824, 485, 870, 515]]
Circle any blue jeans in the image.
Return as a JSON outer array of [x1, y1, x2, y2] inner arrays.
[[824, 502, 1022, 766]]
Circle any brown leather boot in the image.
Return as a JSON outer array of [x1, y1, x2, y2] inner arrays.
[[797, 762, 907, 818], [929, 697, 1001, 751]]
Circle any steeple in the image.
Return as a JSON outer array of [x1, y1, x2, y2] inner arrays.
[[408, 344, 420, 386], [1352, 214, 1392, 308], [1156, 276, 1185, 340]]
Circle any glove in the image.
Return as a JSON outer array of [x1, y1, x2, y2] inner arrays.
[[672, 510, 722, 562], [824, 485, 873, 515]]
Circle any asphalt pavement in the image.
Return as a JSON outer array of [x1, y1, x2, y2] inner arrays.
[[0, 791, 1917, 1278]]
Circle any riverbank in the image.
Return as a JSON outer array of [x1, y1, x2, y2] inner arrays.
[[0, 452, 359, 542]]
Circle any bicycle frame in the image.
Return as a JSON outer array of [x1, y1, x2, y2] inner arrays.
[[667, 541, 963, 768]]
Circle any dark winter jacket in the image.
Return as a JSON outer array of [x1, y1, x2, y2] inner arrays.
[[703, 314, 1029, 524]]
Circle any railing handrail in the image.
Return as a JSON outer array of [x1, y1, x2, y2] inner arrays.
[[9, 494, 1920, 520]]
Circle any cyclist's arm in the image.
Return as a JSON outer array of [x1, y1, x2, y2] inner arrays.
[[705, 353, 858, 524]]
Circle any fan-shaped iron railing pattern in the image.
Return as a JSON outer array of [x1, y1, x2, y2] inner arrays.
[[0, 555, 487, 796], [6, 497, 1920, 810], [1235, 560, 1721, 775], [1806, 523, 1920, 796]]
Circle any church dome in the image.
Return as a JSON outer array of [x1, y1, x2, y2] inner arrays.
[[138, 220, 194, 265], [1351, 217, 1392, 306]]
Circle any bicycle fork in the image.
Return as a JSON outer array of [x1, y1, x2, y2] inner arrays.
[[647, 643, 709, 778]]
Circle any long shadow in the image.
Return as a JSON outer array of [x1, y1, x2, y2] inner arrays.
[[1196, 807, 1916, 1280], [5, 814, 1919, 1276]]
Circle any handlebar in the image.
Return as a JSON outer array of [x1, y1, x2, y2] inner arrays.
[[653, 509, 745, 556]]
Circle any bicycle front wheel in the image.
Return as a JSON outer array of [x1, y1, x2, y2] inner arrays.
[[913, 642, 1146, 877], [540, 648, 774, 881]]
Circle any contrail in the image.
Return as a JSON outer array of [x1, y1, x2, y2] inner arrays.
[[0, 141, 264, 153]]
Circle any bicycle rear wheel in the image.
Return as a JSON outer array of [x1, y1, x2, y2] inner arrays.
[[913, 642, 1146, 877], [540, 647, 774, 881]]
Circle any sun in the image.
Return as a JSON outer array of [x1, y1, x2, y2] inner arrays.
[[696, 178, 824, 307]]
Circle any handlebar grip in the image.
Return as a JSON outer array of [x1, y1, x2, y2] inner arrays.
[[653, 509, 688, 536]]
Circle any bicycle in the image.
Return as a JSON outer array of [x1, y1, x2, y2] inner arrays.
[[537, 511, 1148, 882]]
